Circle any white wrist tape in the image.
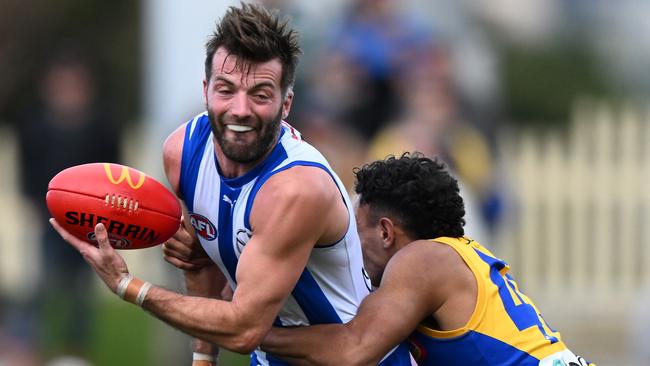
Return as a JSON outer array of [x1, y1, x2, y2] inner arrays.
[[192, 352, 216, 362], [136, 281, 152, 307], [116, 274, 151, 307], [116, 274, 134, 299]]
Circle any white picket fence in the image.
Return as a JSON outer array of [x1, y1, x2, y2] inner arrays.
[[496, 99, 650, 304]]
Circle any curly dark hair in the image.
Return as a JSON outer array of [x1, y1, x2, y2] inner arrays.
[[354, 152, 466, 239], [205, 2, 302, 97]]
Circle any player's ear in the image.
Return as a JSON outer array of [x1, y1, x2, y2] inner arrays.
[[281, 88, 293, 119], [203, 79, 209, 105], [378, 217, 395, 248]]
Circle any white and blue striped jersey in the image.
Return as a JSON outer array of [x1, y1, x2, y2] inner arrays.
[[178, 112, 410, 366]]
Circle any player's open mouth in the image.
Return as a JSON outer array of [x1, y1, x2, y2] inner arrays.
[[226, 124, 254, 132]]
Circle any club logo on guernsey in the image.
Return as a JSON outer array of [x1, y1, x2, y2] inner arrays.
[[190, 213, 217, 241], [103, 163, 145, 190], [235, 228, 252, 254], [361, 268, 373, 292]]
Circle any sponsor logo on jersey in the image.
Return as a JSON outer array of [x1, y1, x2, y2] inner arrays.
[[190, 213, 217, 241], [103, 163, 145, 189], [222, 194, 236, 206]]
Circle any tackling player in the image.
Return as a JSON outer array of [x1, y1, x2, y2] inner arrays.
[[262, 153, 595, 366]]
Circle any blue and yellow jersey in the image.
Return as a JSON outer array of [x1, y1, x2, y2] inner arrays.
[[409, 237, 592, 366]]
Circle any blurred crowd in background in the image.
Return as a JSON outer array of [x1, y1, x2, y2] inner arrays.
[[1, 0, 649, 365]]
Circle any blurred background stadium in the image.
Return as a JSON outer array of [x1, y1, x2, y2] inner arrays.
[[1, 0, 649, 365]]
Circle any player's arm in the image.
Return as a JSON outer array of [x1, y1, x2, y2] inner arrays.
[[262, 242, 448, 366], [51, 166, 343, 353], [183, 263, 229, 359], [143, 167, 340, 352]]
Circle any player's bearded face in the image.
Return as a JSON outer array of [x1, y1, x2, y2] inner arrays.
[[205, 50, 287, 164], [208, 101, 283, 164]]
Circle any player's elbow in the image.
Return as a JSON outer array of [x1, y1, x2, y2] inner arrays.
[[228, 328, 266, 354], [340, 336, 383, 366], [341, 349, 381, 366], [307, 334, 378, 366]]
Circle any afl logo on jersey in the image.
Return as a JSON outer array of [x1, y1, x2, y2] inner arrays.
[[189, 213, 217, 241]]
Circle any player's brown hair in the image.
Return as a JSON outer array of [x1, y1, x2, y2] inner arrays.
[[204, 2, 301, 97]]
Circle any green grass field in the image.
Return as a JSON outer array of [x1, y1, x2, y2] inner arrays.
[[42, 295, 250, 366]]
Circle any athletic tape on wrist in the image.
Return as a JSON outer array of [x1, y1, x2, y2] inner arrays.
[[116, 274, 134, 299], [136, 281, 152, 307], [192, 352, 217, 365], [192, 352, 215, 361], [192, 361, 215, 366], [116, 274, 151, 307]]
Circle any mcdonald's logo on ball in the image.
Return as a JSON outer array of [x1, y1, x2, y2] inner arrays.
[[103, 163, 146, 190]]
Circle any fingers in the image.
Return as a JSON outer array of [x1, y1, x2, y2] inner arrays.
[[94, 223, 112, 251], [172, 224, 196, 246], [163, 216, 214, 271], [50, 219, 129, 293], [49, 218, 93, 253], [163, 239, 194, 261], [164, 230, 209, 259], [163, 254, 204, 271], [163, 240, 214, 270], [192, 257, 215, 268]]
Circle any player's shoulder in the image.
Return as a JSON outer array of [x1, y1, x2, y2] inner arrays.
[[261, 165, 337, 203], [163, 123, 187, 157], [386, 239, 469, 285], [378, 241, 445, 299], [162, 122, 189, 194], [250, 166, 341, 224], [163, 112, 210, 155]]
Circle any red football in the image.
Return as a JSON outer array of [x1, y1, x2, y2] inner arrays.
[[46, 163, 181, 249]]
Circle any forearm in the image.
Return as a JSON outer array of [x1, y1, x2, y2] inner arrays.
[[262, 325, 379, 366], [183, 265, 227, 355], [139, 284, 262, 353]]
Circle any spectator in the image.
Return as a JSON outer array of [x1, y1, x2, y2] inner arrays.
[[11, 48, 121, 363], [368, 42, 503, 237], [324, 0, 433, 141]]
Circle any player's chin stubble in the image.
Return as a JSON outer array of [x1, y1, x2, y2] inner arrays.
[[208, 107, 283, 164]]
